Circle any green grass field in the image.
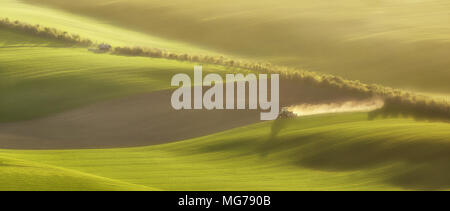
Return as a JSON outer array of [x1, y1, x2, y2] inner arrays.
[[0, 28, 236, 122], [0, 156, 156, 191], [19, 0, 450, 94], [1, 0, 450, 191], [1, 113, 450, 190], [0, 0, 219, 55]]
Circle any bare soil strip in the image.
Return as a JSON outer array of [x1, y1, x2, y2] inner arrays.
[[0, 79, 370, 149]]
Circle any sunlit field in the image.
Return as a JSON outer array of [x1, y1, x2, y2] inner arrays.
[[2, 113, 450, 191], [0, 0, 449, 191], [21, 0, 450, 94]]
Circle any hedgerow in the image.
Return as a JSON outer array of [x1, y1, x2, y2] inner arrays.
[[2, 18, 450, 121]]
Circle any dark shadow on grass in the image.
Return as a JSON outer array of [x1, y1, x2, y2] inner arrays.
[[388, 159, 450, 190], [186, 114, 450, 190], [290, 134, 450, 190], [259, 119, 290, 158]]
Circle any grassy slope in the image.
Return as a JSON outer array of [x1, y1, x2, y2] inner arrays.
[[1, 113, 450, 191], [21, 0, 450, 94], [0, 0, 219, 55], [1, 0, 449, 191], [0, 28, 236, 122], [0, 156, 155, 190]]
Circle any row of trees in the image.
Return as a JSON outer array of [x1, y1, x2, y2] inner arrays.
[[111, 47, 402, 95], [369, 96, 450, 122], [103, 46, 450, 122], [3, 18, 450, 121]]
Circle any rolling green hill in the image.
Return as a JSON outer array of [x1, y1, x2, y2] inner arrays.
[[1, 0, 450, 191], [0, 27, 235, 122], [1, 112, 450, 190], [20, 0, 450, 94]]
